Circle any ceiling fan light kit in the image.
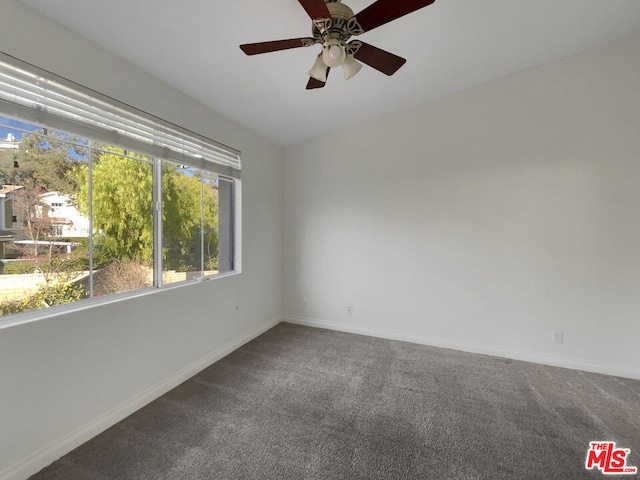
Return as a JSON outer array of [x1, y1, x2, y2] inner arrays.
[[322, 38, 346, 68], [240, 0, 436, 89], [342, 54, 363, 80], [309, 54, 329, 82]]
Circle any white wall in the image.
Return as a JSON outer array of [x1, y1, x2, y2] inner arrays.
[[0, 1, 282, 479], [283, 36, 640, 380]]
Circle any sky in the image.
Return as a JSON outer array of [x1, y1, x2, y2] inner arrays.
[[0, 114, 90, 161], [0, 115, 39, 141]]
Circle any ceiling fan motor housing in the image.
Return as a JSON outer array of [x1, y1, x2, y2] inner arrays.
[[312, 0, 355, 43]]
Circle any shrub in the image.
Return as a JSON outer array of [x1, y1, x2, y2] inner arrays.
[[205, 256, 218, 271], [96, 259, 151, 295], [0, 281, 86, 316], [0, 261, 35, 275]]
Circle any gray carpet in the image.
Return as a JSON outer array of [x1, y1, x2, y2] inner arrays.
[[30, 322, 640, 480]]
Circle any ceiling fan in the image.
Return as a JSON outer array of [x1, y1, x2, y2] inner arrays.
[[240, 0, 436, 89]]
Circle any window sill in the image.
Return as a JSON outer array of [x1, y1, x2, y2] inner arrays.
[[0, 270, 240, 331]]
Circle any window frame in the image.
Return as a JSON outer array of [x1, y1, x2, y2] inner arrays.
[[0, 52, 242, 328]]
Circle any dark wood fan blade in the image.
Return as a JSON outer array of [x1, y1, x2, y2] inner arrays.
[[240, 38, 315, 55], [306, 68, 331, 89], [351, 0, 436, 33], [298, 0, 332, 20], [306, 77, 326, 89], [353, 42, 406, 76]]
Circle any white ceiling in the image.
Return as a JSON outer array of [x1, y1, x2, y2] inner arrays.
[[18, 0, 640, 146]]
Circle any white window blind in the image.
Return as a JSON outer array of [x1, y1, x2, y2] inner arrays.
[[0, 51, 241, 178]]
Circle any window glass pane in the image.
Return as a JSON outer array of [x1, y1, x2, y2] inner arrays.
[[217, 177, 234, 274], [202, 171, 220, 275], [162, 161, 204, 284], [85, 147, 154, 296], [0, 117, 90, 314]]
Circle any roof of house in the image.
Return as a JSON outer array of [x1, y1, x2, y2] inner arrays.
[[0, 185, 24, 195]]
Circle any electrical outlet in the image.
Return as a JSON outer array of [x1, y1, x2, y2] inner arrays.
[[346, 306, 353, 316], [552, 331, 563, 344]]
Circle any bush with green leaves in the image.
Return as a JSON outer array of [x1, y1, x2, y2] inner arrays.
[[0, 281, 86, 316], [0, 261, 35, 275]]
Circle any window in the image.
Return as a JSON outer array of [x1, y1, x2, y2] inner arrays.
[[0, 52, 241, 320]]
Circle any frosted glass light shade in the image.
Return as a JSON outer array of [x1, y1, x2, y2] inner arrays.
[[342, 54, 363, 80], [308, 55, 328, 82], [322, 39, 346, 68]]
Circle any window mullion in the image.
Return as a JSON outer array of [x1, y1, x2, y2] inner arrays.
[[201, 176, 205, 276], [88, 144, 94, 298], [153, 158, 163, 288]]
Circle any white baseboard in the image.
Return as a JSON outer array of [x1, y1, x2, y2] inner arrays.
[[282, 315, 640, 381], [0, 316, 281, 480]]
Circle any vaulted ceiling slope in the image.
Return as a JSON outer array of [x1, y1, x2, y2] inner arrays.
[[17, 0, 640, 146]]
